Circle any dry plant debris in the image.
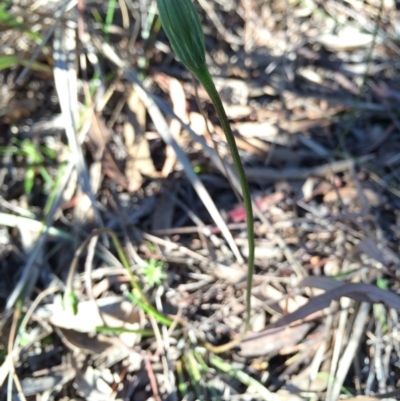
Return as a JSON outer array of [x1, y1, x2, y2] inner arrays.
[[1, 0, 400, 399]]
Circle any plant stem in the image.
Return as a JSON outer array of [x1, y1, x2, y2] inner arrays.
[[193, 66, 255, 353], [210, 355, 275, 400]]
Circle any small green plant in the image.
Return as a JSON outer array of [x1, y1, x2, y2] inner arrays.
[[63, 288, 79, 315], [0, 3, 49, 72], [64, 228, 173, 326], [156, 0, 255, 353], [0, 138, 56, 196], [0, 2, 40, 41], [142, 259, 167, 287]]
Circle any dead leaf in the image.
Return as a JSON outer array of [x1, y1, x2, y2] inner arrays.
[[227, 192, 284, 222], [213, 77, 249, 105], [297, 66, 324, 85], [213, 263, 247, 284], [162, 77, 189, 176], [323, 186, 381, 206], [241, 243, 283, 261], [240, 323, 311, 357], [259, 283, 309, 315], [234, 121, 280, 141], [284, 363, 328, 393], [124, 90, 157, 192], [273, 278, 400, 328], [36, 296, 140, 333], [214, 125, 268, 157], [316, 28, 373, 51], [2, 98, 37, 123], [57, 329, 132, 368], [90, 114, 129, 189], [20, 366, 75, 396], [75, 366, 114, 401], [189, 112, 208, 137], [151, 188, 177, 231], [223, 104, 253, 119], [57, 328, 115, 354], [357, 237, 392, 265]]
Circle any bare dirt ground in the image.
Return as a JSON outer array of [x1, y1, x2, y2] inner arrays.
[[1, 0, 400, 400]]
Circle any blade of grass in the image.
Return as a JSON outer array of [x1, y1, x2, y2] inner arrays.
[[210, 354, 277, 401], [44, 162, 67, 215], [192, 351, 220, 399], [0, 212, 73, 240], [95, 326, 154, 336], [126, 292, 173, 327], [185, 351, 203, 400], [0, 55, 19, 70], [0, 6, 41, 41], [137, 1, 160, 80], [176, 360, 189, 398], [104, 0, 117, 39]]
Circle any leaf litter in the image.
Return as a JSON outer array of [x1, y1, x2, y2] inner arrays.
[[1, 0, 400, 399]]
